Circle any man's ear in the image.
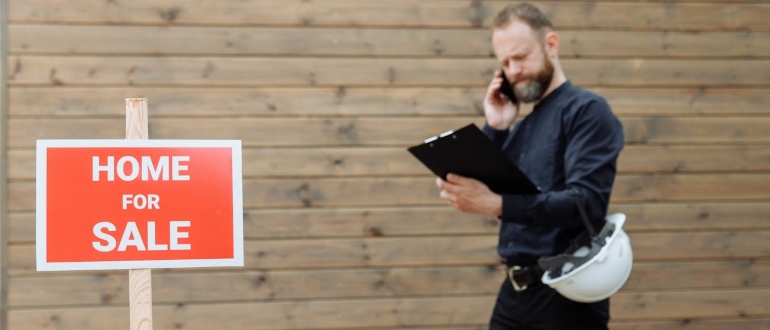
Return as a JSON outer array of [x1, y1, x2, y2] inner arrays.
[[544, 31, 559, 58]]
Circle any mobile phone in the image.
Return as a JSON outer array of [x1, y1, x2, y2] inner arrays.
[[499, 69, 517, 104]]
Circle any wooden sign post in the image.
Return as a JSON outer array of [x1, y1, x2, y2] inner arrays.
[[35, 99, 244, 330], [126, 98, 153, 330]]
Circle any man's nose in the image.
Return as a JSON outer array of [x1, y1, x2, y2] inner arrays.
[[505, 62, 523, 78]]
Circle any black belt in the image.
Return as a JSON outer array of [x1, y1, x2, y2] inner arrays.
[[507, 265, 544, 291]]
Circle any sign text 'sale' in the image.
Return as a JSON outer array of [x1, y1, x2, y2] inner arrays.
[[36, 140, 243, 271]]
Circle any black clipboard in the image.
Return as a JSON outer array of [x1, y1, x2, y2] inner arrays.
[[408, 123, 540, 195]]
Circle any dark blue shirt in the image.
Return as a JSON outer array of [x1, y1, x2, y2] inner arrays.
[[482, 81, 624, 266]]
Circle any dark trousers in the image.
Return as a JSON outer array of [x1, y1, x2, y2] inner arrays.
[[489, 277, 609, 330]]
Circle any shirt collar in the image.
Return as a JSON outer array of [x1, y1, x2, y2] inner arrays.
[[534, 80, 572, 111]]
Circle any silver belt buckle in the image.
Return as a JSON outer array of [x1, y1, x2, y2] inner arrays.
[[508, 265, 528, 292]]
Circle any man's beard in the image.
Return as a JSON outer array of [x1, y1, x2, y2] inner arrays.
[[514, 55, 554, 103]]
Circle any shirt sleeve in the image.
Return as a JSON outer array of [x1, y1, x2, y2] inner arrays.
[[482, 122, 510, 148], [500, 98, 624, 228]]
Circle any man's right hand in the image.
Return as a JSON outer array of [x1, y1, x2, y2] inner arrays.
[[484, 70, 519, 130]]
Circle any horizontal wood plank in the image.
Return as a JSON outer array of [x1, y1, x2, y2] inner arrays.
[[9, 174, 770, 212], [241, 236, 502, 269], [11, 145, 770, 181], [7, 117, 482, 148], [9, 87, 770, 117], [599, 87, 770, 117], [8, 25, 490, 57], [326, 328, 485, 330], [617, 145, 770, 174], [356, 320, 770, 330], [612, 289, 770, 320], [613, 174, 770, 203], [6, 86, 486, 117], [559, 30, 770, 58], [9, 259, 770, 307], [10, 201, 770, 243], [8, 1, 770, 31], [9, 266, 502, 307], [8, 290, 770, 329], [8, 207, 497, 243], [7, 296, 495, 330], [6, 56, 496, 86], [9, 231, 770, 274], [8, 56, 770, 87], [9, 117, 770, 148], [611, 318, 770, 330], [610, 202, 770, 232], [625, 260, 770, 291], [621, 117, 770, 144], [324, 328, 485, 330], [9, 25, 770, 58], [630, 231, 770, 261], [9, 236, 500, 275]]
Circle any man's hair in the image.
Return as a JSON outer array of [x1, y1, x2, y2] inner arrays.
[[493, 3, 553, 38]]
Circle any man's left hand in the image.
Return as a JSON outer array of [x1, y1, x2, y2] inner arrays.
[[436, 173, 503, 216]]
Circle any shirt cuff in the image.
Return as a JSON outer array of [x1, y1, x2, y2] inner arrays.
[[482, 123, 510, 144]]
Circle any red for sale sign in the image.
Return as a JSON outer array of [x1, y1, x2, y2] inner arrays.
[[36, 140, 243, 271]]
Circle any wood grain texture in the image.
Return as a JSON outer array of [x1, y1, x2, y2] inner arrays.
[[9, 25, 770, 58], [125, 98, 153, 330], [8, 1, 770, 31], [0, 0, 8, 328], [9, 87, 770, 118], [7, 56, 770, 87], [10, 174, 770, 211], [125, 98, 148, 140], [7, 290, 770, 329], [9, 266, 501, 307], [8, 117, 770, 149], [610, 202, 770, 231], [8, 231, 770, 274], [611, 318, 770, 330], [128, 269, 153, 330], [9, 201, 770, 243], [8, 86, 486, 117], [7, 296, 495, 330], [13, 145, 770, 180], [8, 260, 770, 307]]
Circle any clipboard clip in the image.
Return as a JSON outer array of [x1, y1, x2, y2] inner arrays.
[[424, 129, 454, 144]]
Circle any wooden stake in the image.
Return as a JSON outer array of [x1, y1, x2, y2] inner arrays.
[[125, 98, 153, 330], [126, 98, 148, 140], [129, 268, 153, 330]]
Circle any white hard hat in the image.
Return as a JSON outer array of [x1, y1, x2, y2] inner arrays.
[[539, 213, 633, 303]]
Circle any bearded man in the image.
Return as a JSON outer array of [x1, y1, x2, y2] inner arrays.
[[436, 3, 624, 329]]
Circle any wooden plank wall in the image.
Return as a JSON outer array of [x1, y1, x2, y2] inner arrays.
[[3, 0, 770, 329], [1, 0, 9, 328]]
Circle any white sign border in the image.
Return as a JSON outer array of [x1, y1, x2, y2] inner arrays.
[[36, 139, 244, 271]]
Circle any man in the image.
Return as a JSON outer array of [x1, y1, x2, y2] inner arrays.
[[436, 3, 624, 329]]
